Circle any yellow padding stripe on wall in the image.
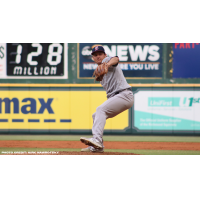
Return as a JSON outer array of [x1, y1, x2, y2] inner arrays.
[[0, 84, 200, 87]]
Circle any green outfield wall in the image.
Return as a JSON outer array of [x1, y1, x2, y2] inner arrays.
[[0, 84, 199, 135]]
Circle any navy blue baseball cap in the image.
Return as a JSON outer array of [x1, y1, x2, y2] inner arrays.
[[91, 46, 105, 55]]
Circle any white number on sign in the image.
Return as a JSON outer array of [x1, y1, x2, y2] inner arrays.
[[47, 43, 63, 65], [27, 43, 43, 65], [9, 44, 23, 64], [15, 45, 23, 64]]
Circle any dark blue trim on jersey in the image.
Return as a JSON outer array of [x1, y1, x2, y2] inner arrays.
[[112, 56, 119, 67]]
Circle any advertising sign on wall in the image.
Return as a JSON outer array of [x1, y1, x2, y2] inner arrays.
[[0, 43, 6, 78], [173, 43, 200, 78], [0, 89, 129, 131], [134, 89, 200, 132], [0, 43, 68, 79], [78, 43, 163, 79]]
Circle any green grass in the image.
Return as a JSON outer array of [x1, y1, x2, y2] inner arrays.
[[1, 147, 200, 155], [104, 149, 200, 155], [0, 135, 200, 142]]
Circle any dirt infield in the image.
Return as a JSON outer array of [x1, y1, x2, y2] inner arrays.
[[1, 140, 200, 151], [2, 151, 138, 155]]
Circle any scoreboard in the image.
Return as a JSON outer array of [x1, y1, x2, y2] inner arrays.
[[0, 43, 68, 79]]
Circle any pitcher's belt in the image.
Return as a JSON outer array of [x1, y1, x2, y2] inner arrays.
[[115, 88, 132, 95]]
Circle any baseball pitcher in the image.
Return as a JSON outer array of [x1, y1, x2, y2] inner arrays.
[[80, 46, 134, 152]]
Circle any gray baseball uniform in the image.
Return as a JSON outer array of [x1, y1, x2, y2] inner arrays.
[[92, 56, 134, 145]]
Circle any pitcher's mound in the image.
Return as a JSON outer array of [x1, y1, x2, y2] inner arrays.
[[58, 151, 139, 155], [2, 151, 139, 155]]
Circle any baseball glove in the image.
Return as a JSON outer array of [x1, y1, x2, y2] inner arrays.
[[92, 62, 108, 82]]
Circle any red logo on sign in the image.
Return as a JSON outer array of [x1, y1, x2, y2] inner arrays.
[[95, 46, 98, 51], [175, 43, 199, 49]]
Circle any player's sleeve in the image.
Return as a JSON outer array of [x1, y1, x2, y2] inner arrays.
[[102, 56, 119, 67], [112, 56, 119, 67]]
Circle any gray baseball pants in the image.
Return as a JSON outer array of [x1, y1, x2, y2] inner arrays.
[[92, 89, 134, 145]]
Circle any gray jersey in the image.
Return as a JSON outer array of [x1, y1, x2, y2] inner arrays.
[[101, 56, 131, 99]]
